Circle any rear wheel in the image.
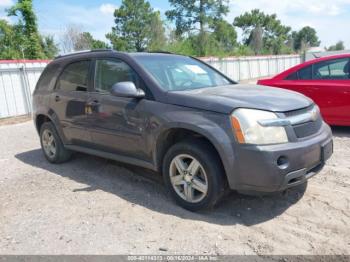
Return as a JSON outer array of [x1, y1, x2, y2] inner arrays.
[[163, 140, 226, 211], [40, 122, 72, 164]]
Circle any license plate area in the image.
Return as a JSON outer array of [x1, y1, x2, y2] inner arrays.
[[322, 140, 333, 162]]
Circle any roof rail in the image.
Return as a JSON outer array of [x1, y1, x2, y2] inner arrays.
[[147, 51, 176, 55], [55, 49, 114, 59], [91, 48, 114, 53]]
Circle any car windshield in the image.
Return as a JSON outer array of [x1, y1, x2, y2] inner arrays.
[[133, 55, 233, 91]]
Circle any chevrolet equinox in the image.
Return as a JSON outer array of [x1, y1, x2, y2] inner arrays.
[[33, 50, 333, 211]]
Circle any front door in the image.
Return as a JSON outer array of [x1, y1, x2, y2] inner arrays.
[[87, 58, 148, 160]]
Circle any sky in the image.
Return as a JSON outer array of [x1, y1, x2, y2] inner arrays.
[[0, 0, 350, 49]]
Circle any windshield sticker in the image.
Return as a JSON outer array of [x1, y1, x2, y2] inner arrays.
[[185, 65, 207, 74]]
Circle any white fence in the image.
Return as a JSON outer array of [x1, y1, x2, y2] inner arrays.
[[202, 54, 301, 81], [0, 60, 49, 119], [0, 54, 302, 119]]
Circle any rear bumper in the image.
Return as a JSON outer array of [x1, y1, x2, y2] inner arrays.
[[227, 123, 333, 193]]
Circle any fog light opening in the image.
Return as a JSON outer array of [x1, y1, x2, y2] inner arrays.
[[277, 156, 289, 169], [288, 177, 302, 185]]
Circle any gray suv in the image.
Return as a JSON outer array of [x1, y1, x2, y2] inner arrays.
[[33, 50, 333, 211]]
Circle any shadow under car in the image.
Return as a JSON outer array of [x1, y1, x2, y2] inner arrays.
[[16, 149, 307, 226]]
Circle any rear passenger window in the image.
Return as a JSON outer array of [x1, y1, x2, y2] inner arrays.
[[313, 58, 350, 80], [57, 61, 90, 92], [298, 65, 312, 80]]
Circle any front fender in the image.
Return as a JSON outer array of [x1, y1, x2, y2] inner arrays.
[[151, 109, 238, 188]]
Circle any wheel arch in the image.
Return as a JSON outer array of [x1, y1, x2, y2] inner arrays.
[[34, 111, 68, 145], [154, 124, 233, 185], [35, 114, 52, 133]]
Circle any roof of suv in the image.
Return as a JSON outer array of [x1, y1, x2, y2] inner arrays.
[[54, 49, 180, 60]]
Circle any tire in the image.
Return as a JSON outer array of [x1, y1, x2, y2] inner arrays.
[[163, 139, 226, 211], [40, 122, 72, 164]]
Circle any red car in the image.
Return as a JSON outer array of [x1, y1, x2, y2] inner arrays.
[[258, 54, 350, 126]]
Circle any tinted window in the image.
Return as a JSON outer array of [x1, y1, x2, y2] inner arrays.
[[133, 55, 232, 91], [57, 61, 90, 92], [313, 58, 350, 80], [298, 65, 312, 80], [285, 72, 298, 80], [36, 64, 59, 90], [94, 59, 141, 92]]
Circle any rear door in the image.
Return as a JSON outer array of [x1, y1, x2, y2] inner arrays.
[[278, 58, 350, 125], [310, 58, 350, 124], [51, 60, 92, 146]]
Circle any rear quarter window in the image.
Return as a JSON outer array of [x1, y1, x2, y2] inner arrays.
[[285, 72, 298, 80], [298, 65, 313, 80], [36, 63, 59, 91]]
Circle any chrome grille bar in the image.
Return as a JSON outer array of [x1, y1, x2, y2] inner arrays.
[[258, 106, 319, 127]]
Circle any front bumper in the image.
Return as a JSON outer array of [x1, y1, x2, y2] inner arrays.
[[228, 123, 333, 193]]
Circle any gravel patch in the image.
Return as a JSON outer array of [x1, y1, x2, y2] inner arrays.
[[0, 122, 349, 255]]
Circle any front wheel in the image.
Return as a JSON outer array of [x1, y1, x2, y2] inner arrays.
[[163, 140, 226, 211]]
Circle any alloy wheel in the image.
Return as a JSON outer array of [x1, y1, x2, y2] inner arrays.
[[169, 154, 208, 203], [42, 129, 57, 158]]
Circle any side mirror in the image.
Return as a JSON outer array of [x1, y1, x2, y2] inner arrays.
[[110, 82, 145, 99]]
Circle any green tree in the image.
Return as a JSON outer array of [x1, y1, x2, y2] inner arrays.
[[248, 25, 263, 54], [41, 35, 59, 58], [292, 26, 320, 51], [166, 0, 229, 56], [166, 0, 229, 36], [7, 0, 45, 59], [211, 19, 237, 52], [234, 9, 291, 54], [106, 0, 159, 51], [81, 32, 110, 49], [147, 12, 167, 51], [234, 44, 254, 56], [0, 19, 23, 59], [327, 41, 345, 51], [165, 30, 197, 56], [1, 1, 60, 59]]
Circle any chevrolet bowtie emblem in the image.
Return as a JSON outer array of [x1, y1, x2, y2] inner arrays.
[[310, 108, 318, 121]]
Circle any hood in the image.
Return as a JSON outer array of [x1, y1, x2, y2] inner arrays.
[[166, 84, 313, 114]]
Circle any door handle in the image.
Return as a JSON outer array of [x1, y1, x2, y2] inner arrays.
[[55, 95, 60, 102], [87, 100, 100, 106]]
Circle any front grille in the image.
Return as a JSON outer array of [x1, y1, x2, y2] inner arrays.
[[293, 117, 322, 138], [284, 105, 322, 139]]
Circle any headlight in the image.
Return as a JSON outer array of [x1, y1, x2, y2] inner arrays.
[[231, 108, 288, 145]]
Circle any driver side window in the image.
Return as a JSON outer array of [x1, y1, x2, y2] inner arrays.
[[94, 59, 141, 93]]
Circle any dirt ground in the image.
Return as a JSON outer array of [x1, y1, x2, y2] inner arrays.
[[0, 121, 349, 255], [0, 115, 31, 127]]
